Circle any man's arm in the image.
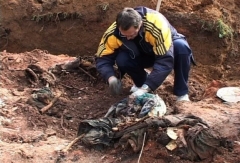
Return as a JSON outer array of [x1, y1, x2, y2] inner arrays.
[[95, 22, 122, 81], [96, 54, 116, 82], [143, 11, 174, 91], [145, 48, 174, 91]]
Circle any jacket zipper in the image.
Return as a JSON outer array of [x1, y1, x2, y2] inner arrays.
[[122, 42, 136, 59], [138, 32, 148, 54]]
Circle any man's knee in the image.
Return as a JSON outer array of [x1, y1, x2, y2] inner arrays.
[[173, 39, 192, 57], [116, 51, 137, 68]]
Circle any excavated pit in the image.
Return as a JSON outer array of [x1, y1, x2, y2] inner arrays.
[[0, 0, 240, 162]]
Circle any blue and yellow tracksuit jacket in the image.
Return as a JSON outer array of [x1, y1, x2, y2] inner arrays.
[[96, 6, 174, 91]]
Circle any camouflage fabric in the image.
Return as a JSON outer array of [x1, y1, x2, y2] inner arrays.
[[174, 123, 222, 161], [27, 87, 53, 109], [118, 128, 147, 152], [77, 117, 122, 146]]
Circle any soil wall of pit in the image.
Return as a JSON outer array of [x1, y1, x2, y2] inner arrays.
[[0, 0, 155, 55]]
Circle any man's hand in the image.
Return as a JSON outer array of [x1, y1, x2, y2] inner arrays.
[[108, 76, 122, 95], [131, 84, 151, 97], [131, 89, 147, 97]]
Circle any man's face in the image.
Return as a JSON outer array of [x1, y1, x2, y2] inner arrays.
[[119, 24, 141, 40]]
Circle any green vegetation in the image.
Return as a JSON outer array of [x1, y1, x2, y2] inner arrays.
[[216, 19, 233, 39], [31, 12, 82, 23], [97, 2, 109, 11], [201, 19, 234, 39]]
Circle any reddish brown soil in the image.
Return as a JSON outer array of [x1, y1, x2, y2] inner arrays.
[[0, 0, 240, 163]]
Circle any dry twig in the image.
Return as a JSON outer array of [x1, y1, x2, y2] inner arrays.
[[25, 68, 39, 84], [79, 67, 96, 80], [61, 113, 67, 136], [61, 134, 85, 153], [60, 83, 88, 94], [137, 132, 146, 163], [40, 93, 62, 113]]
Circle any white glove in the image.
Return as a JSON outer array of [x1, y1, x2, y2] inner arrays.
[[131, 89, 147, 97], [130, 85, 139, 93], [131, 84, 151, 97], [108, 76, 122, 95]]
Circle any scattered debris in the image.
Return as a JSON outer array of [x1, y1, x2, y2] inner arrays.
[[25, 64, 57, 86], [75, 93, 229, 161]]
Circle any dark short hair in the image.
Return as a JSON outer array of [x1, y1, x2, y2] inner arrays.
[[116, 7, 142, 30]]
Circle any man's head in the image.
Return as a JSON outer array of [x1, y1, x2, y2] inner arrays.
[[116, 7, 142, 40]]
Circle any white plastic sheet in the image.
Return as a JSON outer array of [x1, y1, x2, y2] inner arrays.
[[216, 87, 240, 103]]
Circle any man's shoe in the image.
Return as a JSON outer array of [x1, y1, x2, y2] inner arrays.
[[177, 94, 190, 101]]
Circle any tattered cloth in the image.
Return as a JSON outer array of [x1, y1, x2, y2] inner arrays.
[[27, 87, 54, 109], [104, 93, 166, 118], [77, 93, 225, 161], [77, 117, 121, 146]]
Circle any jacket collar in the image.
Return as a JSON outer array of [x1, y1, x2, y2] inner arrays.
[[115, 24, 144, 40]]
